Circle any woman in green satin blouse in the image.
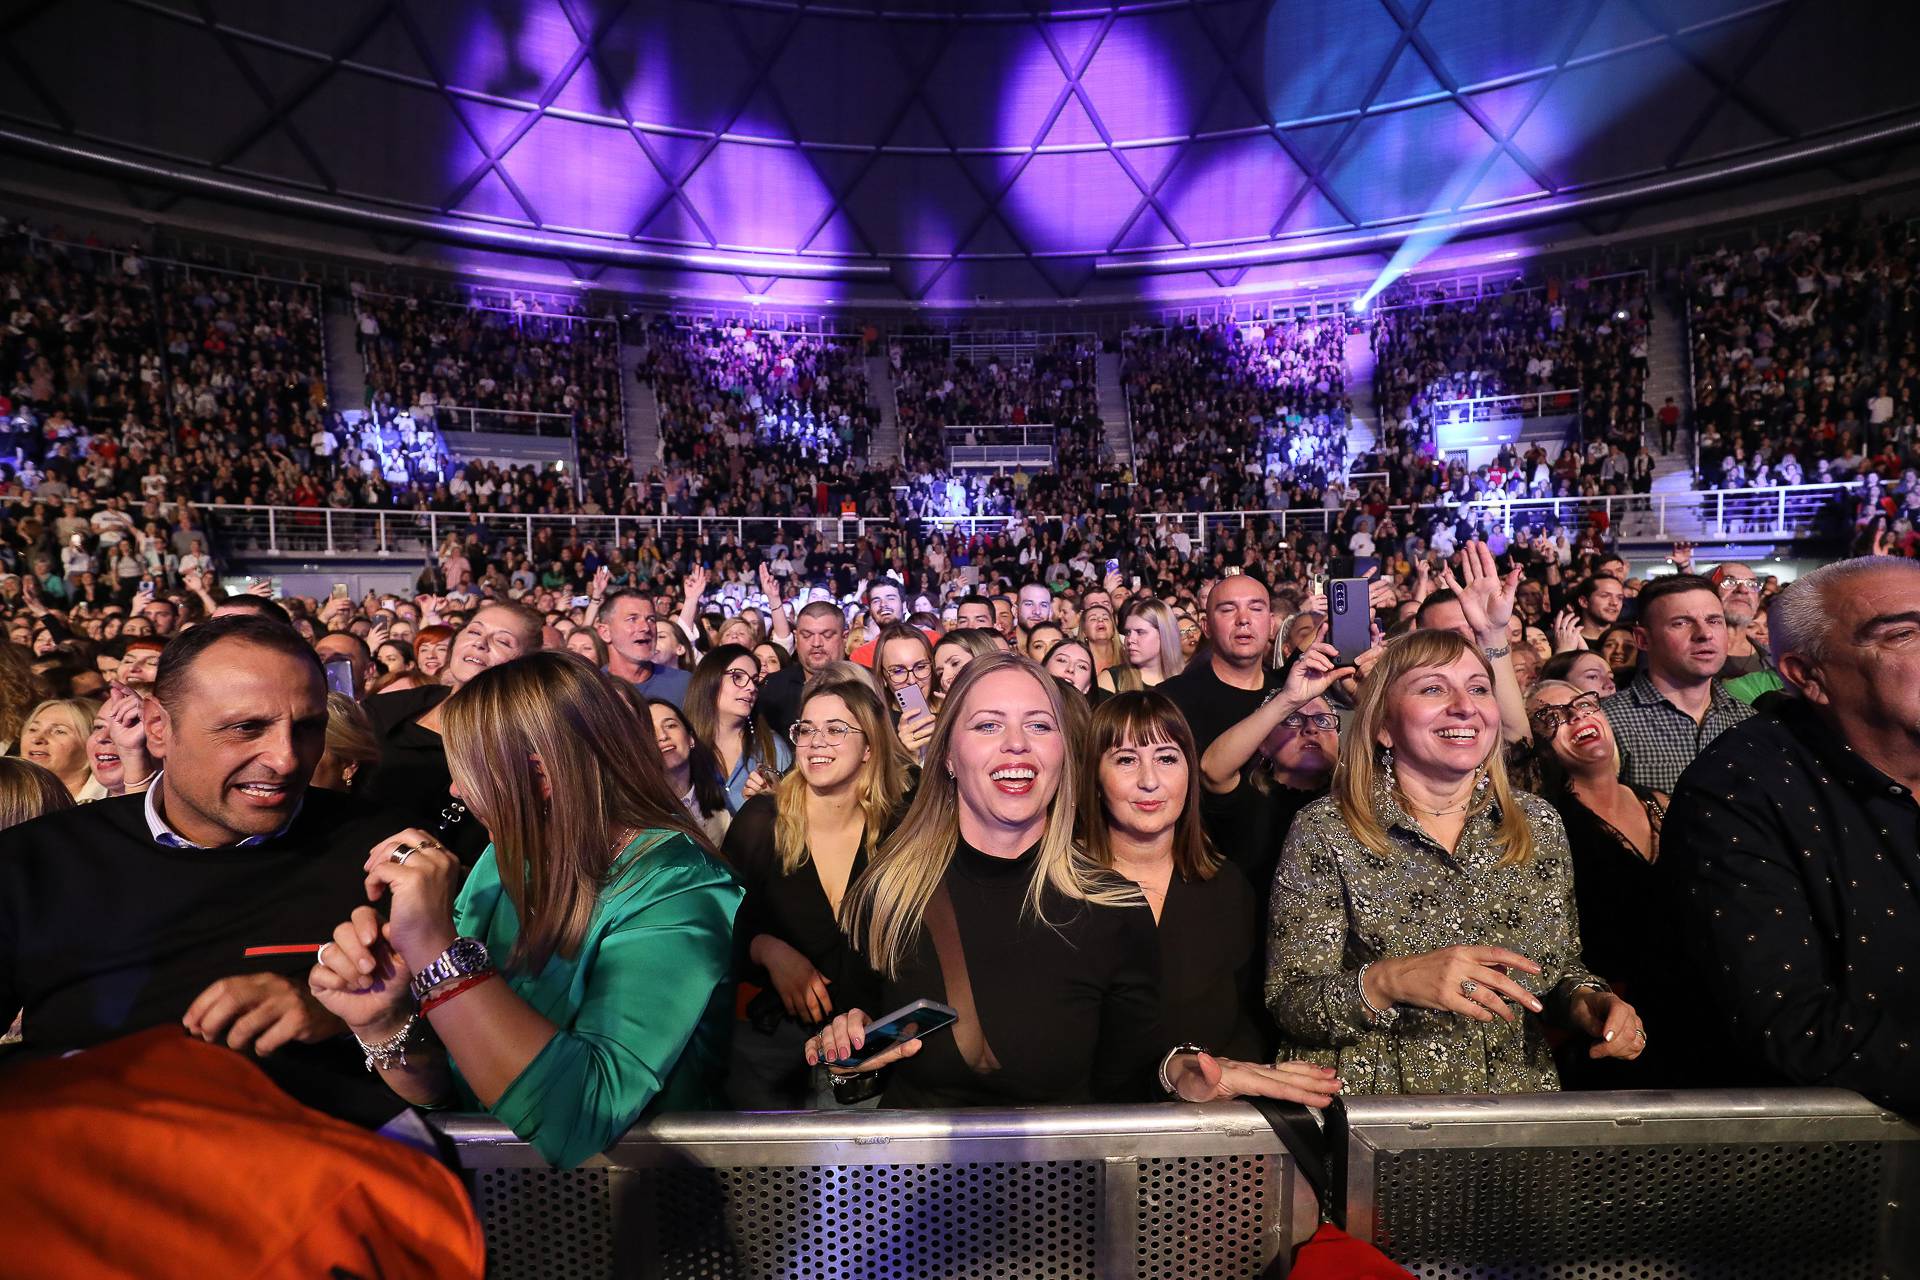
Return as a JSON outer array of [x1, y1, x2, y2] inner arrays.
[[308, 651, 742, 1168]]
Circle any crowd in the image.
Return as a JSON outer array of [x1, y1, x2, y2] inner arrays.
[[4, 489, 1912, 1200], [1120, 319, 1356, 514], [889, 333, 1105, 474], [1685, 213, 1920, 491], [1369, 273, 1657, 503]]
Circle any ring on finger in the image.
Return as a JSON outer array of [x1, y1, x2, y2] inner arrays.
[[317, 941, 336, 968], [389, 842, 416, 865], [1458, 978, 1479, 999]]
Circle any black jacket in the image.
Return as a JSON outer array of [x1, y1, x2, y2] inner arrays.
[[1653, 700, 1920, 1116]]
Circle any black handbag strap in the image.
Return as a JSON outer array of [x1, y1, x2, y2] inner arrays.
[[1244, 1096, 1343, 1230]]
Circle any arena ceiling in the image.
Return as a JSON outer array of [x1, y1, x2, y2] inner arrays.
[[2, 0, 1918, 305]]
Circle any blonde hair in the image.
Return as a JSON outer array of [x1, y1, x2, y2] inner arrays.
[[441, 651, 716, 972], [1335, 630, 1535, 866], [841, 651, 1137, 978], [323, 692, 381, 774], [773, 664, 910, 874], [0, 757, 74, 831], [1118, 597, 1186, 683]]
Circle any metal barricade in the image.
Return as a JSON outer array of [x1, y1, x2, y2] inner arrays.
[[433, 1104, 1317, 1280], [1336, 1089, 1919, 1279]]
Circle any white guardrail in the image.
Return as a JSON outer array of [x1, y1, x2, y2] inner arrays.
[[197, 481, 1862, 560]]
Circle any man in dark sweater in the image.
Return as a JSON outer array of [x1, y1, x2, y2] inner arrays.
[[0, 615, 406, 1117], [1160, 574, 1283, 761]]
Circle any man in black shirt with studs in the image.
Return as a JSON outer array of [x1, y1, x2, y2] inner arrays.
[[1656, 556, 1920, 1116]]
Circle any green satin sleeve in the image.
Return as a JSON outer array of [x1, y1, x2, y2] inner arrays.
[[484, 840, 743, 1168]]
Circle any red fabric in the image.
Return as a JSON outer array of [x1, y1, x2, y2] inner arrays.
[[1287, 1223, 1417, 1279], [0, 1028, 484, 1280]]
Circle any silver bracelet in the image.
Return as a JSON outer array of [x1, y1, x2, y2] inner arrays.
[[354, 1014, 420, 1073], [1357, 961, 1400, 1026]]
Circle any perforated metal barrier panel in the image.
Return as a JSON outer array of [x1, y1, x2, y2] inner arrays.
[[1338, 1090, 1920, 1280], [441, 1105, 1312, 1280], [442, 1093, 1917, 1279]]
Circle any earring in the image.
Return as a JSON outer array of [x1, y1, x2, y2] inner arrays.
[[1379, 746, 1397, 791], [1474, 769, 1490, 794]]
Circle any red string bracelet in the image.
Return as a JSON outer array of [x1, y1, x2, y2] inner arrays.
[[420, 969, 498, 1015]]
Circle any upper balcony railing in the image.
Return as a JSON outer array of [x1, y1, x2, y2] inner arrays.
[[196, 481, 1863, 563]]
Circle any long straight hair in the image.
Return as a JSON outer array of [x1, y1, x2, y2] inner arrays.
[[442, 651, 718, 973], [840, 651, 1138, 979], [1334, 629, 1535, 866], [1119, 597, 1187, 682], [686, 643, 781, 780], [773, 664, 910, 874], [1079, 690, 1219, 882]]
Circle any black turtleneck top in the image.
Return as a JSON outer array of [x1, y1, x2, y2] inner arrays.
[[840, 838, 1164, 1109]]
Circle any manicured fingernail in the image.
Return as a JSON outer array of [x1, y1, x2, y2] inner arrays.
[[358, 958, 373, 973], [1605, 1030, 1616, 1042]]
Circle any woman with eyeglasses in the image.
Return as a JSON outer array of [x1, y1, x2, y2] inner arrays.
[[1198, 633, 1349, 898], [1524, 679, 1667, 1086], [686, 644, 792, 813], [875, 622, 937, 763], [723, 665, 912, 1108]]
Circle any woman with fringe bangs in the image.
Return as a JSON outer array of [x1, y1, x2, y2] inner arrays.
[[724, 663, 913, 1108]]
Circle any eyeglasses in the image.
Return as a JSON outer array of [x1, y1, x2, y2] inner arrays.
[[723, 667, 763, 689], [884, 660, 932, 684], [788, 720, 865, 746], [1718, 577, 1761, 592], [1528, 691, 1604, 735], [1279, 712, 1340, 731]]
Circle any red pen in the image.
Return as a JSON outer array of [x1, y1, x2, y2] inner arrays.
[[243, 944, 325, 958]]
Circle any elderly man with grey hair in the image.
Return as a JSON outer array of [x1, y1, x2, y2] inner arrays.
[[1647, 556, 1920, 1116]]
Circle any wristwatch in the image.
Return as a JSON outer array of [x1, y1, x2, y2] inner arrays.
[[410, 937, 491, 1004]]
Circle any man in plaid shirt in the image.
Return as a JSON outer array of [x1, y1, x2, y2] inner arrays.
[[1601, 574, 1755, 792]]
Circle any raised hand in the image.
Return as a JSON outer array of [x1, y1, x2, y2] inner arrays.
[[1669, 540, 1695, 572], [1551, 608, 1587, 654], [1281, 632, 1356, 705], [683, 564, 710, 605], [590, 565, 612, 602]]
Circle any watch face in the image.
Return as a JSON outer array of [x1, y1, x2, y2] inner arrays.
[[447, 937, 488, 971]]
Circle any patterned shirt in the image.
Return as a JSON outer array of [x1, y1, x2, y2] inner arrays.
[[1265, 778, 1605, 1095], [1600, 672, 1754, 793]]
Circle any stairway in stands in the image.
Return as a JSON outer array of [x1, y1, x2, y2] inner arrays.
[[1646, 292, 1697, 494], [621, 332, 661, 469], [1095, 350, 1131, 468], [1343, 323, 1379, 464], [866, 353, 901, 466], [323, 297, 362, 413]]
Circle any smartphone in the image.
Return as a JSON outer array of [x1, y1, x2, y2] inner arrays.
[[330, 583, 350, 601], [829, 998, 958, 1069], [896, 681, 932, 722], [1327, 577, 1372, 664], [138, 579, 154, 595], [570, 595, 592, 608], [1104, 558, 1119, 576], [322, 654, 357, 698]]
